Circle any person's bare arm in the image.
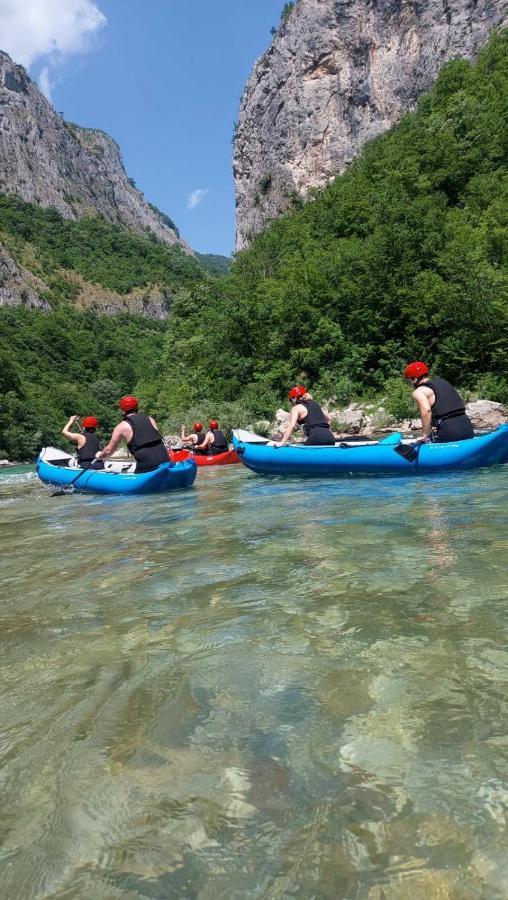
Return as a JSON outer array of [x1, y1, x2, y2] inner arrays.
[[62, 415, 84, 447], [200, 433, 213, 450], [179, 428, 194, 447], [413, 387, 434, 438], [275, 406, 301, 447], [96, 422, 131, 460]]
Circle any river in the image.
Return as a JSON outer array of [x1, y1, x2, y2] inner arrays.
[[1, 464, 508, 898]]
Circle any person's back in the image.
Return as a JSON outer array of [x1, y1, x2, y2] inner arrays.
[[95, 397, 168, 472], [275, 387, 334, 447], [299, 398, 334, 444], [62, 415, 104, 469], [77, 430, 101, 467], [403, 363, 474, 443], [424, 376, 473, 442], [182, 422, 207, 453], [126, 411, 168, 472], [208, 420, 229, 454]]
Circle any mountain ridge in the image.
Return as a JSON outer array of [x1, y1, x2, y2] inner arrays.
[[0, 50, 191, 253], [234, 0, 508, 249]]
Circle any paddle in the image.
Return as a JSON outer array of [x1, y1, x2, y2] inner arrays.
[[68, 461, 94, 488], [393, 437, 426, 463], [338, 432, 403, 448]]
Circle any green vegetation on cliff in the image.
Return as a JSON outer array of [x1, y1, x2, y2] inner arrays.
[[158, 31, 508, 419], [0, 194, 205, 299]]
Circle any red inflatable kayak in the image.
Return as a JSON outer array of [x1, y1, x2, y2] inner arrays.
[[168, 448, 240, 466]]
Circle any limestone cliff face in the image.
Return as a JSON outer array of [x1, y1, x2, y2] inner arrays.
[[0, 51, 189, 252], [0, 243, 49, 310], [234, 0, 508, 249]]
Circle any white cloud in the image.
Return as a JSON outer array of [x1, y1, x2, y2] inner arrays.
[[0, 0, 106, 83], [187, 188, 208, 210], [38, 65, 52, 101]]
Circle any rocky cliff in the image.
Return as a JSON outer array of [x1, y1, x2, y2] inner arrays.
[[0, 51, 189, 251], [234, 0, 508, 249]]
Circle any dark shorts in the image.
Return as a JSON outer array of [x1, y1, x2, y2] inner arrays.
[[434, 415, 474, 443], [135, 443, 169, 472], [304, 428, 335, 446], [79, 459, 105, 470]]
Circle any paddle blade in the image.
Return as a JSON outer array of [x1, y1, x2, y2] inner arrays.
[[394, 443, 419, 463]]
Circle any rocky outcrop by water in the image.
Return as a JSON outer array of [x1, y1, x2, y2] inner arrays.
[[234, 0, 508, 249], [0, 51, 189, 251]]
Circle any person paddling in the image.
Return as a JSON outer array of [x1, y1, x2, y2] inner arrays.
[[181, 422, 207, 451], [403, 362, 474, 443], [276, 386, 335, 446], [62, 415, 104, 469], [95, 396, 168, 472], [197, 420, 230, 455]]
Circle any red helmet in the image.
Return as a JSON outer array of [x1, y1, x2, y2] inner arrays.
[[209, 420, 219, 430], [288, 385, 307, 401], [193, 422, 203, 433], [119, 395, 139, 413], [403, 361, 429, 380], [82, 416, 99, 429]]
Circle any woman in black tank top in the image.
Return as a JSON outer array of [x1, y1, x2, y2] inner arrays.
[[403, 362, 474, 443], [275, 387, 335, 447], [181, 422, 207, 453], [61, 415, 105, 469]]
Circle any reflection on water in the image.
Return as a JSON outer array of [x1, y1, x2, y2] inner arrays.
[[1, 465, 508, 898]]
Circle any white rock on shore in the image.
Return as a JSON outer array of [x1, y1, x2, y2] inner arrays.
[[465, 400, 507, 430]]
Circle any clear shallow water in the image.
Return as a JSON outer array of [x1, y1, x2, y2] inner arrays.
[[1, 464, 508, 899]]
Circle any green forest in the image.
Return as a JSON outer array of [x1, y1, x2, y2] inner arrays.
[[1, 32, 507, 459]]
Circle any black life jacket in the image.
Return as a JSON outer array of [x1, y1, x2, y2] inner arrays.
[[77, 431, 100, 465], [300, 399, 331, 437], [211, 429, 229, 452], [195, 432, 206, 446], [125, 412, 167, 470], [425, 377, 467, 427]]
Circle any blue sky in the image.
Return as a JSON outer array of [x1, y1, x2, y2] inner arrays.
[[3, 1, 286, 257]]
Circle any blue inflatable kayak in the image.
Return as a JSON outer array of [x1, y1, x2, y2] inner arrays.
[[36, 447, 197, 494], [232, 426, 508, 477]]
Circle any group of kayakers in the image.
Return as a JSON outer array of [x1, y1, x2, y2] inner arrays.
[[276, 363, 473, 447], [180, 421, 229, 455], [62, 362, 474, 471], [63, 396, 230, 472]]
